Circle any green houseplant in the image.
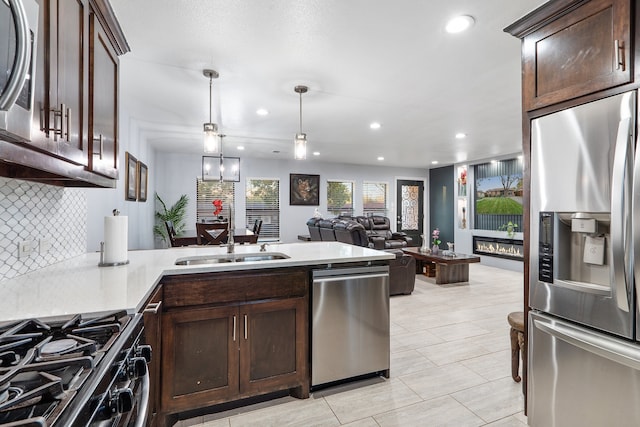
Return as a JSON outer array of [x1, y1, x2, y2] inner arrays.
[[498, 221, 518, 238], [154, 193, 190, 245]]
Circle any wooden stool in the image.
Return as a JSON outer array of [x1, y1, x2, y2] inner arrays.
[[507, 311, 525, 383]]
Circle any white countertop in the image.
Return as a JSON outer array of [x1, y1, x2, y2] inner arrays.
[[0, 242, 393, 321]]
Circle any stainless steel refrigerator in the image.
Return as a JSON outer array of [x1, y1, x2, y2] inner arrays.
[[529, 90, 640, 426]]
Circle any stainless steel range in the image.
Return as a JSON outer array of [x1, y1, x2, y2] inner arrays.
[[0, 310, 150, 426]]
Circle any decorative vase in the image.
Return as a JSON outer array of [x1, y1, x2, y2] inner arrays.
[[419, 234, 429, 253], [432, 245, 439, 255]]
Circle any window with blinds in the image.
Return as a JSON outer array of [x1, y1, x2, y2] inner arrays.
[[246, 178, 280, 240], [363, 182, 387, 216], [196, 179, 235, 222], [327, 180, 353, 216]]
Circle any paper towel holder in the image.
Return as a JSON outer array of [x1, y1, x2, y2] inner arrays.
[[99, 209, 130, 267], [99, 241, 130, 267]]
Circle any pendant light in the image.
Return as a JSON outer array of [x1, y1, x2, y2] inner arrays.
[[294, 85, 308, 160], [203, 69, 219, 153]]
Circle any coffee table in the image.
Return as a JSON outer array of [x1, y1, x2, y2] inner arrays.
[[402, 247, 480, 284]]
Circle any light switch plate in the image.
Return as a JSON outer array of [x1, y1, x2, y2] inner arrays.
[[18, 241, 32, 259], [39, 238, 51, 254]]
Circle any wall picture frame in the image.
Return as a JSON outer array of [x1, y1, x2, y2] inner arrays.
[[125, 152, 138, 201], [137, 161, 148, 202], [290, 173, 319, 206]]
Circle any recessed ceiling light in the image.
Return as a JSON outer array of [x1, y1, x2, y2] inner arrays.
[[370, 122, 381, 129], [432, 160, 439, 165], [455, 132, 466, 139], [377, 156, 384, 161], [237, 146, 245, 150], [313, 151, 320, 156], [446, 15, 475, 34], [256, 108, 269, 116]]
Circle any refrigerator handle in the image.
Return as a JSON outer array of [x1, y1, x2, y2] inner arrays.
[[533, 316, 640, 371], [634, 127, 640, 311], [611, 117, 632, 312]]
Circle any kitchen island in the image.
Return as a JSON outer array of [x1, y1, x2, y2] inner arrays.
[[0, 242, 394, 426], [0, 241, 392, 321]]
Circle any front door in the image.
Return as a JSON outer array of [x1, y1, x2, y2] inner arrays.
[[396, 179, 424, 246]]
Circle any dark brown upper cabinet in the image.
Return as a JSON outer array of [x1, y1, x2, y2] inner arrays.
[[507, 0, 632, 111], [88, 5, 120, 178], [0, 0, 128, 187]]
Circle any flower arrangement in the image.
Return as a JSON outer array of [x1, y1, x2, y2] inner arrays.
[[212, 199, 223, 216], [432, 228, 441, 247], [459, 169, 467, 186]]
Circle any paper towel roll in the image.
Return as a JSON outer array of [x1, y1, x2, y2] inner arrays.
[[103, 215, 128, 264]]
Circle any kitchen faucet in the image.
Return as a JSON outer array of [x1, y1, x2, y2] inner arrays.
[[226, 233, 235, 253]]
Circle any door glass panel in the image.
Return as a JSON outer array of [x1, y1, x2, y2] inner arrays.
[[0, 1, 16, 98], [401, 184, 419, 229]]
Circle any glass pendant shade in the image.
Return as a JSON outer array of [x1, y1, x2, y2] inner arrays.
[[203, 122, 219, 153], [202, 69, 219, 153], [294, 133, 307, 160], [294, 85, 308, 160]]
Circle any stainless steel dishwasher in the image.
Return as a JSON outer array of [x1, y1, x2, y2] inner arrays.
[[312, 265, 390, 387]]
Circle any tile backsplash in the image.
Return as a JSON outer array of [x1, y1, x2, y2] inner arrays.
[[0, 178, 87, 282]]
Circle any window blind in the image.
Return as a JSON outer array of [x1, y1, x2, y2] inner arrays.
[[363, 182, 387, 216], [246, 178, 280, 240], [327, 180, 353, 216], [196, 179, 235, 222]]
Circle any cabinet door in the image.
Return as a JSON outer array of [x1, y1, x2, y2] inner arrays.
[[161, 306, 239, 412], [33, 0, 87, 163], [239, 297, 308, 396], [142, 285, 162, 427], [88, 10, 118, 178], [523, 0, 631, 110]]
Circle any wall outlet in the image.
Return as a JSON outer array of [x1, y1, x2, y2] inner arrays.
[[39, 238, 51, 254], [18, 241, 32, 259]]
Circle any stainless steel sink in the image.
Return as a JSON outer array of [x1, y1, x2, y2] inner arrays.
[[175, 253, 290, 265]]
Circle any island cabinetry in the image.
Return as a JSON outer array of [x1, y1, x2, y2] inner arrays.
[[141, 285, 162, 427], [509, 0, 631, 111], [158, 268, 309, 423]]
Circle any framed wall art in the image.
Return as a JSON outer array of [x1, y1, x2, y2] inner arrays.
[[137, 161, 148, 202], [290, 173, 319, 206], [125, 152, 138, 201]]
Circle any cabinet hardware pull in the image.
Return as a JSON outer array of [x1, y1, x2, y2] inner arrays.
[[232, 315, 237, 341], [143, 300, 162, 314], [39, 105, 45, 132], [44, 104, 65, 140], [93, 134, 103, 159], [64, 105, 71, 141], [244, 314, 248, 340], [615, 40, 624, 70]]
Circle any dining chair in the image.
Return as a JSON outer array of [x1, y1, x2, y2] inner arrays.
[[252, 219, 263, 235], [165, 221, 198, 247], [196, 222, 229, 245]]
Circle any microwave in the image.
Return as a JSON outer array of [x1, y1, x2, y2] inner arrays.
[[0, 0, 38, 143]]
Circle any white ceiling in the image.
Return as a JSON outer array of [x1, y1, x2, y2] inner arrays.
[[110, 0, 545, 169]]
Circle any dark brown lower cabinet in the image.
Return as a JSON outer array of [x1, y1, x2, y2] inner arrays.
[[158, 293, 308, 425], [161, 304, 240, 411]]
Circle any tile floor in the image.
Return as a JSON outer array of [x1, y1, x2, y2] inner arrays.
[[176, 263, 527, 427]]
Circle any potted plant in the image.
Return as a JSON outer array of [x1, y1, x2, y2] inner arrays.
[[154, 193, 190, 246], [499, 221, 518, 238]]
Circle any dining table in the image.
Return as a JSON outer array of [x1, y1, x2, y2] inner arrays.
[[206, 227, 257, 244]]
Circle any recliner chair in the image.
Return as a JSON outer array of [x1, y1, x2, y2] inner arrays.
[[306, 217, 416, 295]]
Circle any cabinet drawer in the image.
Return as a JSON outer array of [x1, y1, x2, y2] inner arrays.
[[522, 0, 631, 110], [162, 268, 309, 308]]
